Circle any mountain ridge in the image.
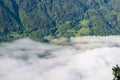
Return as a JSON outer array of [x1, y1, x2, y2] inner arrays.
[[0, 0, 120, 42]]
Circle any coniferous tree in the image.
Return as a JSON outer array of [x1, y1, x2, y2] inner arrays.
[[112, 65, 120, 80]]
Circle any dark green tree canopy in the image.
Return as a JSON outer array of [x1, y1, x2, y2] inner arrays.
[[112, 65, 120, 80]]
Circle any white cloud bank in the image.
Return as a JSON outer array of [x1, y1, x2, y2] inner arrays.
[[0, 36, 120, 80]]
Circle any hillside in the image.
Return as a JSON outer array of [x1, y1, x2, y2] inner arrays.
[[0, 0, 120, 42]]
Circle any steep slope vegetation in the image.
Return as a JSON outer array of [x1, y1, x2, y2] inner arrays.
[[0, 0, 120, 42]]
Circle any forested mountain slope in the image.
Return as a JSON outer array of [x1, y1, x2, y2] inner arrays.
[[0, 0, 120, 42]]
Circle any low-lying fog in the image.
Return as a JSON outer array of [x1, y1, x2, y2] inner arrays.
[[0, 36, 120, 80]]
